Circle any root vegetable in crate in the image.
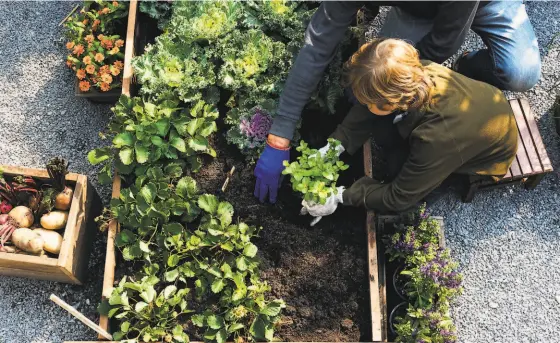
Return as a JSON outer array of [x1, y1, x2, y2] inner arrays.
[[47, 157, 74, 211]]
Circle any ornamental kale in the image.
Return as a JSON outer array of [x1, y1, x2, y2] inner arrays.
[[225, 106, 274, 161], [282, 139, 349, 205], [138, 0, 173, 30]]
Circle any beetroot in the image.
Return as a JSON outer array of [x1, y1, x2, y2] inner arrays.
[[0, 200, 12, 214]]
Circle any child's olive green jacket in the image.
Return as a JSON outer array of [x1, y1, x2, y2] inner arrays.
[[332, 61, 518, 213]]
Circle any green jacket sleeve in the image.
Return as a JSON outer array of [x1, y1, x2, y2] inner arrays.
[[343, 135, 464, 212], [330, 104, 375, 155]]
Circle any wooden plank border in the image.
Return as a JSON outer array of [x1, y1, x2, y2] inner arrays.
[[98, 0, 137, 337]]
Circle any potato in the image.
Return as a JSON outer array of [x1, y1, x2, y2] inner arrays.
[[54, 186, 73, 211], [9, 206, 34, 228], [34, 229, 63, 255], [11, 228, 44, 254], [40, 211, 69, 230]]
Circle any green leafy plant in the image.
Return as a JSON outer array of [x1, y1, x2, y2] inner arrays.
[[385, 206, 463, 343], [100, 172, 285, 342], [282, 139, 348, 204], [88, 95, 218, 183], [139, 0, 173, 29]]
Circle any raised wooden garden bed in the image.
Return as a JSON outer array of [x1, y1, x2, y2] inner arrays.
[[0, 165, 101, 284]]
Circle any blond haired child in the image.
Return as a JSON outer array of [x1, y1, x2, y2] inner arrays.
[[301, 38, 518, 224]]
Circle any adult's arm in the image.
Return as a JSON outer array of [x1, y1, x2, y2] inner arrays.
[[269, 1, 368, 141], [416, 1, 479, 63], [343, 136, 463, 212]]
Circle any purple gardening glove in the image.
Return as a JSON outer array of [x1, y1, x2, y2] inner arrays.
[[254, 143, 290, 203]]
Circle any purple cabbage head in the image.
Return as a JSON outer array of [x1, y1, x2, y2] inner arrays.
[[239, 108, 273, 142]]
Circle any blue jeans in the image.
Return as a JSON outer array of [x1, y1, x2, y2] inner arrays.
[[380, 1, 541, 92]]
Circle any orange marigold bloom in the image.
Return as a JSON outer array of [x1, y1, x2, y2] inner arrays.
[[101, 73, 113, 84], [76, 69, 86, 80], [102, 39, 113, 49], [79, 80, 91, 92], [94, 53, 105, 62], [86, 64, 96, 74], [72, 44, 85, 56], [66, 41, 75, 49], [113, 60, 124, 69], [99, 65, 110, 74], [82, 56, 92, 65], [110, 66, 120, 76], [112, 1, 118, 6], [115, 39, 124, 48], [85, 34, 95, 43], [82, 19, 89, 25], [100, 82, 111, 92], [97, 34, 105, 41], [102, 7, 111, 14], [92, 19, 100, 30]]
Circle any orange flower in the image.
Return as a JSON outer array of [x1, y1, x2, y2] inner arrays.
[[110, 66, 120, 76], [101, 39, 113, 49], [85, 34, 94, 44], [76, 69, 86, 80], [72, 44, 85, 56], [100, 82, 111, 92], [92, 19, 100, 30], [79, 81, 91, 92], [82, 55, 92, 65], [94, 53, 104, 62], [112, 1, 118, 6], [113, 60, 124, 70], [102, 7, 111, 14], [66, 60, 73, 68], [86, 64, 96, 74], [82, 19, 89, 25], [97, 34, 105, 41], [108, 47, 120, 55], [66, 41, 75, 49], [91, 77, 98, 84], [101, 73, 113, 84], [97, 10, 103, 15], [115, 39, 124, 48], [99, 65, 110, 74]]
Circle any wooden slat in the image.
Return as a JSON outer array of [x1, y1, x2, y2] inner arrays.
[[509, 156, 522, 178], [363, 138, 383, 342], [504, 168, 512, 179], [514, 131, 533, 175], [121, 0, 137, 97], [0, 165, 79, 182], [509, 99, 543, 174], [519, 98, 553, 172]]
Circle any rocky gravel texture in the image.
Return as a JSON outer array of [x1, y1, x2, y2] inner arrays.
[[0, 1, 558, 343]]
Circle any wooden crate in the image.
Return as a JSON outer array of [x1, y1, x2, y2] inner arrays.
[[0, 165, 100, 284]]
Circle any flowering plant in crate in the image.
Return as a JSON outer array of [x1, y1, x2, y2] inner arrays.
[[64, 0, 127, 92], [386, 205, 463, 343]]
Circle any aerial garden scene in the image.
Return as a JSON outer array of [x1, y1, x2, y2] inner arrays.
[[0, 1, 559, 343]]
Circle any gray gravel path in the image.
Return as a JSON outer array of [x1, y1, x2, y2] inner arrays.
[[0, 2, 111, 343], [0, 2, 558, 343]]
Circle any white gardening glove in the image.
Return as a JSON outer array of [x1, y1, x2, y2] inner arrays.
[[300, 186, 345, 226], [316, 141, 345, 157]]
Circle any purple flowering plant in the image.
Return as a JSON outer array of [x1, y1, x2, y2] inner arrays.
[[386, 205, 463, 343]]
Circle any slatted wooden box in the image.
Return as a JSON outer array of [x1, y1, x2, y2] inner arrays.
[[0, 165, 100, 284]]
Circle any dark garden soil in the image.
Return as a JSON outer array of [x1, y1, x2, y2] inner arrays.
[[194, 100, 372, 342]]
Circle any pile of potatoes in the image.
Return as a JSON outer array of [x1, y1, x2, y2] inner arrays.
[[8, 200, 70, 256]]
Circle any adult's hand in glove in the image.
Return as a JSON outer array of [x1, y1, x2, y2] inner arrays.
[[315, 141, 345, 158], [300, 186, 345, 226], [254, 142, 290, 203]]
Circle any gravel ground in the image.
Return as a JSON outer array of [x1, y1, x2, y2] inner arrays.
[[0, 2, 111, 343], [370, 3, 560, 343], [0, 2, 558, 343]]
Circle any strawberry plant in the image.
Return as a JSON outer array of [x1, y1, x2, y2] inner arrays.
[[88, 95, 218, 183], [100, 167, 285, 342], [282, 139, 348, 204]]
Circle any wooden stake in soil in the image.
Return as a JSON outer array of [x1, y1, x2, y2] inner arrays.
[[50, 294, 113, 340], [221, 166, 236, 193]]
